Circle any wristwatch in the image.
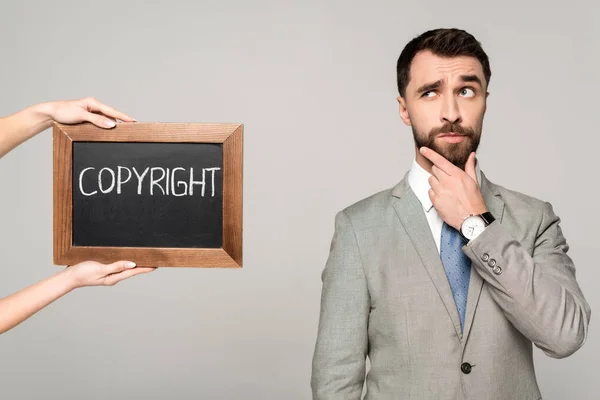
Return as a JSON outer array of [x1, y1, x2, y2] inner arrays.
[[460, 212, 495, 242]]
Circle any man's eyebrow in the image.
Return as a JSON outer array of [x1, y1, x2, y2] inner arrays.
[[460, 74, 483, 86], [416, 80, 442, 94]]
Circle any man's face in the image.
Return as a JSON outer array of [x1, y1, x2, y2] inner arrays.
[[398, 50, 488, 170]]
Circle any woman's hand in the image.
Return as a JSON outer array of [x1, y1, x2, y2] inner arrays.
[[0, 96, 136, 158], [66, 260, 156, 289], [49, 97, 136, 128]]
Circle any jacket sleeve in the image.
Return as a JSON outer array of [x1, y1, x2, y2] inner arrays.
[[462, 201, 591, 358], [311, 210, 369, 399]]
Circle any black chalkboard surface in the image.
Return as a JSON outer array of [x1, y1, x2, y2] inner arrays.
[[53, 122, 243, 268], [72, 142, 223, 248]]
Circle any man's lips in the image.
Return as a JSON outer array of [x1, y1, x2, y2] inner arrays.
[[437, 132, 466, 137], [437, 132, 468, 143]]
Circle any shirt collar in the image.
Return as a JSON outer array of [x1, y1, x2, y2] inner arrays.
[[407, 158, 482, 212]]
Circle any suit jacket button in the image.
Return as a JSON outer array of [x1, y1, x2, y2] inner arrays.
[[493, 266, 503, 275], [461, 362, 472, 374], [488, 259, 496, 267], [482, 253, 490, 262]]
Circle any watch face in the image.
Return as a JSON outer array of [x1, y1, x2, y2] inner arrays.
[[461, 216, 486, 239]]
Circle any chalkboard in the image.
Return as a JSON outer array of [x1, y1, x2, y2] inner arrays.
[[53, 122, 243, 268], [72, 142, 223, 248]]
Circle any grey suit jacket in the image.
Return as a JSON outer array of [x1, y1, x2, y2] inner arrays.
[[311, 171, 591, 400]]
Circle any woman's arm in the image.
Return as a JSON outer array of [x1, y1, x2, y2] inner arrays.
[[0, 97, 154, 335], [0, 97, 135, 158], [0, 261, 154, 334]]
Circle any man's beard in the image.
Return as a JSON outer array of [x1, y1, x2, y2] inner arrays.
[[413, 121, 481, 170]]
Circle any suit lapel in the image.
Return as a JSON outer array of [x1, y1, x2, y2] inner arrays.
[[391, 175, 463, 339], [461, 171, 505, 344], [391, 170, 506, 342]]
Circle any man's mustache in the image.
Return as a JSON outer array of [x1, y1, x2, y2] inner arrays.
[[429, 122, 475, 137]]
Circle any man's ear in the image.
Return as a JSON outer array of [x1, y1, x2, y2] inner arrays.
[[397, 96, 411, 126], [484, 91, 490, 113]]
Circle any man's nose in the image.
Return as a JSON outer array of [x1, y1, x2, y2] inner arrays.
[[441, 96, 462, 125]]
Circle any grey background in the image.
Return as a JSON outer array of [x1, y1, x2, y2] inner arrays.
[[0, 1, 597, 399]]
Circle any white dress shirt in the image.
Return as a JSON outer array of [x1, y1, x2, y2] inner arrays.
[[407, 159, 482, 253]]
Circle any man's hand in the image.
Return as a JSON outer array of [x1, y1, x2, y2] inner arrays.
[[420, 147, 488, 231], [65, 260, 156, 289], [50, 97, 136, 128]]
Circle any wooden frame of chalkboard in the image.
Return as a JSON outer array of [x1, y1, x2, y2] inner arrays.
[[53, 122, 243, 268]]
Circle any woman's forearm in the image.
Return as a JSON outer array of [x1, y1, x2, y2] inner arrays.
[[0, 268, 77, 334], [0, 102, 56, 159]]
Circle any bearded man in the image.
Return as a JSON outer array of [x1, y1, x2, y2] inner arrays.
[[310, 28, 591, 400]]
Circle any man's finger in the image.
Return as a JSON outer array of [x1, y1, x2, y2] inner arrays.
[[428, 188, 437, 205], [420, 147, 456, 175], [465, 152, 478, 183], [428, 174, 442, 193], [431, 165, 448, 181], [103, 267, 156, 286], [83, 97, 136, 122]]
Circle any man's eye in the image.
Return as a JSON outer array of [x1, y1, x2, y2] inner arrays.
[[422, 91, 436, 98], [460, 88, 475, 97]]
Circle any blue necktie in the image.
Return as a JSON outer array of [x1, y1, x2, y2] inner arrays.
[[440, 222, 471, 331]]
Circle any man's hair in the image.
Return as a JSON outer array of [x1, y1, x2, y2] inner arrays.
[[396, 28, 491, 98]]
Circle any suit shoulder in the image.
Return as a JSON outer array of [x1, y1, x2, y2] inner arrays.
[[492, 180, 549, 208], [342, 187, 392, 214], [489, 180, 557, 223], [333, 186, 395, 229]]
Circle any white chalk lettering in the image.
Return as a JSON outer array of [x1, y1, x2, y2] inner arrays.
[[77, 166, 219, 197], [150, 167, 166, 195], [133, 167, 150, 195], [205, 167, 221, 197], [79, 167, 97, 196], [189, 167, 205, 196], [165, 167, 170, 196], [171, 167, 187, 196], [98, 167, 116, 194], [117, 166, 132, 194]]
